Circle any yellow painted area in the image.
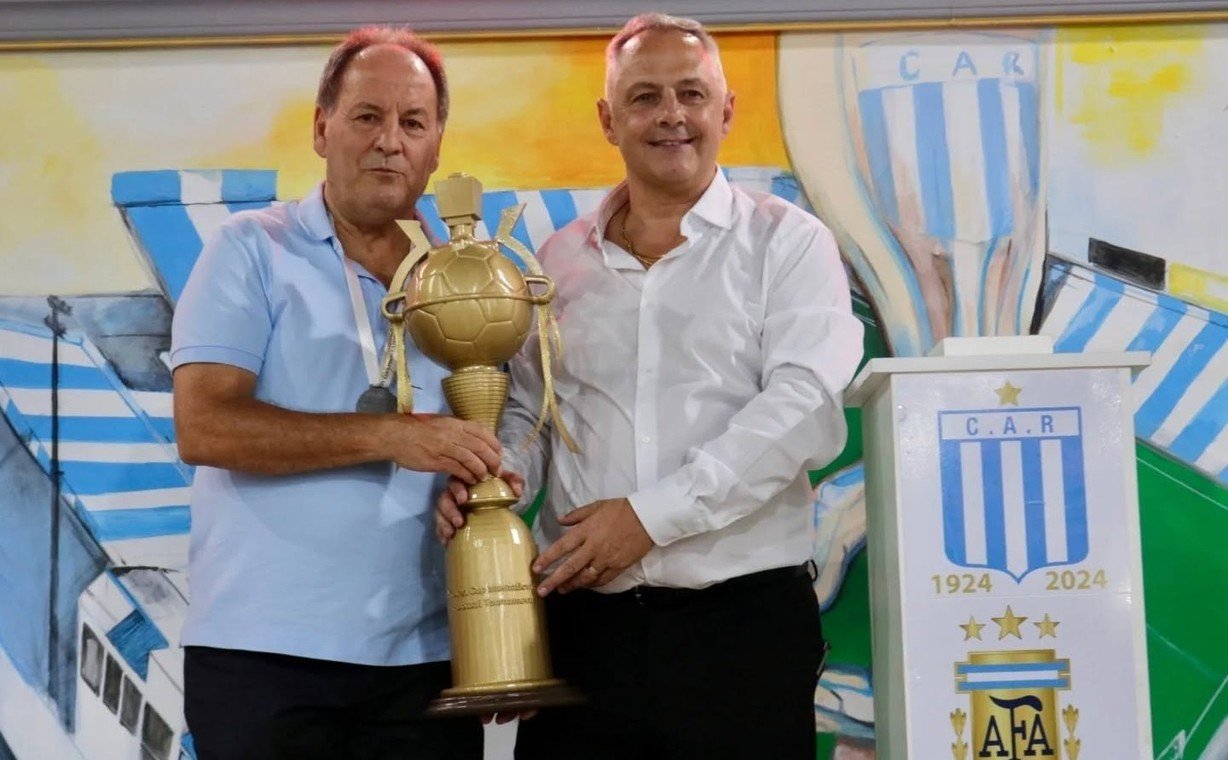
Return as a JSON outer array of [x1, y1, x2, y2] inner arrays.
[[436, 34, 789, 189], [713, 34, 792, 172], [202, 34, 790, 198], [1170, 262, 1228, 312], [0, 55, 148, 294], [1057, 25, 1206, 163], [0, 35, 790, 295], [199, 97, 322, 201]]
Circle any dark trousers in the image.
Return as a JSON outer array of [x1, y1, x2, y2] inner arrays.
[[516, 564, 824, 760], [184, 646, 482, 760]]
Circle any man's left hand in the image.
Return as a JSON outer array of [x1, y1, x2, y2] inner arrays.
[[532, 498, 653, 596]]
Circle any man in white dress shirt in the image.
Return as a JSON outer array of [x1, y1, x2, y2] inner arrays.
[[437, 13, 863, 758]]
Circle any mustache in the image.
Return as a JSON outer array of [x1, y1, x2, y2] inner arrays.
[[359, 155, 406, 172]]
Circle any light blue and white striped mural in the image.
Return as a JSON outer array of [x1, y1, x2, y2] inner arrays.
[[0, 319, 189, 570], [1039, 258, 1228, 485], [116, 166, 808, 305], [114, 170, 277, 304]]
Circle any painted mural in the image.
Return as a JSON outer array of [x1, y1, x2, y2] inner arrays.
[[0, 20, 1224, 760]]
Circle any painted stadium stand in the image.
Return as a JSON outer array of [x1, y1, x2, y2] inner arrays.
[[0, 319, 189, 570], [114, 166, 809, 302], [114, 169, 278, 304], [1039, 257, 1228, 485]]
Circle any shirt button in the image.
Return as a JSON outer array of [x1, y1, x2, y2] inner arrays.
[[641, 435, 652, 444]]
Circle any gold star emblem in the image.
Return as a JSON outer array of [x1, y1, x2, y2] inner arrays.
[[994, 381, 1022, 406], [992, 605, 1028, 639], [1034, 613, 1060, 638], [959, 616, 986, 641]]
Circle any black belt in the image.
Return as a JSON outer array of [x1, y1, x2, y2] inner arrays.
[[596, 562, 812, 608]]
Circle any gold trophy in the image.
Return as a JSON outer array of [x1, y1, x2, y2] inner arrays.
[[381, 173, 580, 716]]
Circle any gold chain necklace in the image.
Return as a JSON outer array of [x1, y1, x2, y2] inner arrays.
[[618, 202, 658, 270]]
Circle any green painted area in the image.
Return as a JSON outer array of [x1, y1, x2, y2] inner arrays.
[[1137, 442, 1227, 759]]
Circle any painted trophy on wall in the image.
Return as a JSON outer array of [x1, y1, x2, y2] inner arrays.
[[782, 31, 1050, 756], [780, 31, 1047, 357]]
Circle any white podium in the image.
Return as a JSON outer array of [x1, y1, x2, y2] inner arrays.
[[845, 337, 1153, 760]]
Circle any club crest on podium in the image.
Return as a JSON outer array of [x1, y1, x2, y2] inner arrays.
[[936, 381, 1090, 581]]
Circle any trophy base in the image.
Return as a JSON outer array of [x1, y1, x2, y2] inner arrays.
[[425, 680, 585, 718]]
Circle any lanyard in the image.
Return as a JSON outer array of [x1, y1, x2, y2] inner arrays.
[[342, 257, 382, 387]]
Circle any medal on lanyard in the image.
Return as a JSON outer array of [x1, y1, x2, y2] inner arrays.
[[343, 257, 399, 413]]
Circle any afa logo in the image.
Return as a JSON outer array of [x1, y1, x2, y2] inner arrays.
[[937, 382, 1090, 581], [951, 650, 1082, 760]]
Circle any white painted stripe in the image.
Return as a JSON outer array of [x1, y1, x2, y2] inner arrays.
[[49, 441, 178, 464], [882, 86, 924, 230], [1000, 441, 1029, 578], [1151, 342, 1228, 448], [1195, 422, 1228, 477], [1037, 273, 1091, 340], [960, 441, 987, 565], [1001, 84, 1027, 215], [103, 534, 190, 571], [1120, 278, 1160, 307], [943, 81, 991, 243], [185, 202, 235, 248], [570, 190, 607, 219], [6, 387, 136, 417], [1130, 315, 1206, 412], [83, 571, 138, 623], [943, 80, 992, 336], [131, 391, 174, 418], [0, 329, 95, 367], [473, 220, 493, 241], [179, 170, 223, 204], [1082, 290, 1153, 353], [79, 487, 193, 512], [1041, 439, 1068, 563], [516, 192, 557, 251], [996, 83, 1032, 333], [950, 239, 987, 338]]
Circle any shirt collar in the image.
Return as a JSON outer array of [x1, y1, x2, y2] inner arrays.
[[686, 168, 734, 232], [588, 166, 734, 249], [297, 181, 442, 249], [296, 183, 336, 245]]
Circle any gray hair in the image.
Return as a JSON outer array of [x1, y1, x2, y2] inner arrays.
[[604, 13, 725, 99]]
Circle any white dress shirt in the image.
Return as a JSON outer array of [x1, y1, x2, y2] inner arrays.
[[501, 169, 864, 591]]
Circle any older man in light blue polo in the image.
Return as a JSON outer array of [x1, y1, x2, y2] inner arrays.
[[169, 26, 501, 760]]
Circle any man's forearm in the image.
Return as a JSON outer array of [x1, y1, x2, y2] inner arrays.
[[176, 397, 397, 475]]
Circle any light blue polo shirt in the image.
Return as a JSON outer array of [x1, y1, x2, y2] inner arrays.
[[170, 184, 452, 666]]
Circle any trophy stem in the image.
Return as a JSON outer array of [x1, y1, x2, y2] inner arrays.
[[442, 365, 508, 432]]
